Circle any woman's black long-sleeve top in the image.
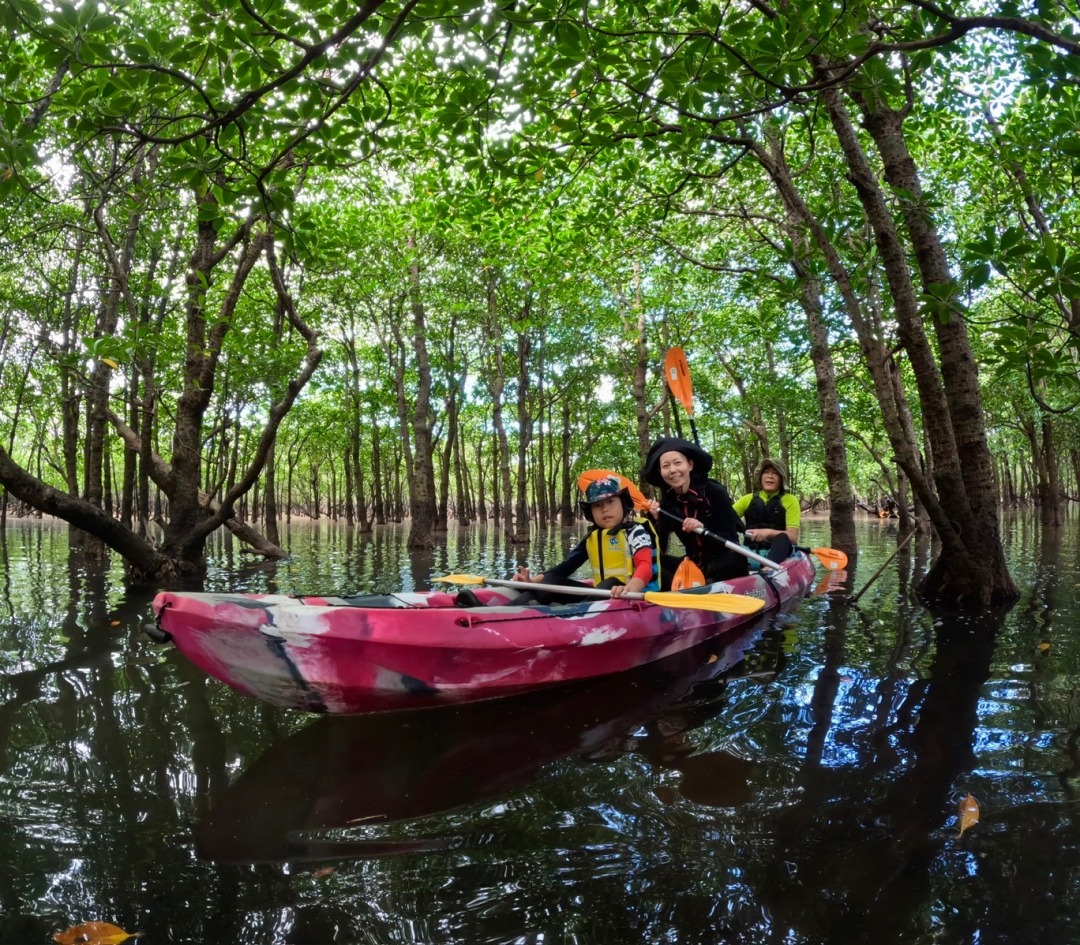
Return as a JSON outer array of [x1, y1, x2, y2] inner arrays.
[[655, 477, 743, 567]]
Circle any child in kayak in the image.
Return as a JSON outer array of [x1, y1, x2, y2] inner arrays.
[[512, 475, 660, 604]]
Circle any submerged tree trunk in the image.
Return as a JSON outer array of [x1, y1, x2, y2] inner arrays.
[[514, 323, 533, 539], [483, 269, 516, 542], [404, 234, 438, 549], [848, 89, 1016, 602], [815, 78, 1015, 604], [264, 439, 280, 547], [560, 398, 575, 525]]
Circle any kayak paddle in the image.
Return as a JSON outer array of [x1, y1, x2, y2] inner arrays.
[[800, 546, 849, 570], [664, 346, 699, 445], [435, 575, 765, 615], [655, 508, 782, 571], [671, 557, 707, 590]]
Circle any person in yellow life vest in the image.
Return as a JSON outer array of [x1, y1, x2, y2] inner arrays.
[[512, 476, 660, 605], [733, 458, 801, 564]]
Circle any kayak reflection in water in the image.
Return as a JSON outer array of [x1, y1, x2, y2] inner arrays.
[[195, 626, 786, 865]]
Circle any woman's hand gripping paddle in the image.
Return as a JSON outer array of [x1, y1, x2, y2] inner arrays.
[[434, 575, 765, 615], [655, 508, 783, 572]]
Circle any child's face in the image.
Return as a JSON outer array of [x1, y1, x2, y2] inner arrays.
[[659, 451, 693, 490], [590, 495, 625, 528]]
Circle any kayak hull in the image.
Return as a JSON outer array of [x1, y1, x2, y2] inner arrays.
[[150, 553, 815, 713]]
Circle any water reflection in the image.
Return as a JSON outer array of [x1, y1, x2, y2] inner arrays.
[[195, 625, 779, 865], [1, 514, 1079, 944], [764, 602, 1009, 943], [199, 521, 576, 597]]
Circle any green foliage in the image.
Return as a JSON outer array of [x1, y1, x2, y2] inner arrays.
[[1, 0, 1078, 531]]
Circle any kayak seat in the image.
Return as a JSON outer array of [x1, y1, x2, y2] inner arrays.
[[455, 589, 485, 608]]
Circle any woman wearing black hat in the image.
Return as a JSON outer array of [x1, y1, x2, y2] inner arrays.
[[641, 437, 748, 585]]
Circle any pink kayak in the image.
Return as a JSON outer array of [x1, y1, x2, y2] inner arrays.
[[149, 552, 816, 713]]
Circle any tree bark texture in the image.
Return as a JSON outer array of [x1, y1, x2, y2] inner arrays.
[[405, 234, 438, 550], [851, 92, 1017, 601]]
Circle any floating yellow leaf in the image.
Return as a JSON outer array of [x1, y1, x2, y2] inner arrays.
[[1038, 642, 1051, 651], [100, 358, 119, 369], [110, 620, 121, 627], [957, 794, 980, 837], [53, 922, 143, 945]]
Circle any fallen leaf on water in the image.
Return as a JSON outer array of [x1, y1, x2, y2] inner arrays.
[[957, 794, 980, 837], [313, 866, 336, 878], [1038, 642, 1051, 651], [706, 654, 718, 664], [53, 922, 143, 945], [110, 620, 121, 627]]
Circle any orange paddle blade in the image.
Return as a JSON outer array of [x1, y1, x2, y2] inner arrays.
[[664, 347, 694, 417], [811, 547, 849, 570], [577, 468, 650, 511], [671, 558, 706, 591], [814, 569, 848, 595]]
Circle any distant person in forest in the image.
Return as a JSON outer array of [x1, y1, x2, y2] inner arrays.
[[641, 437, 748, 585], [733, 458, 800, 564], [511, 475, 660, 605]]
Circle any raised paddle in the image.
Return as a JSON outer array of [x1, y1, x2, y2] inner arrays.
[[664, 346, 699, 444], [435, 575, 765, 615]]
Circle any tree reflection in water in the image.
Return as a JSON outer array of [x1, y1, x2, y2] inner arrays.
[[2, 517, 1079, 943]]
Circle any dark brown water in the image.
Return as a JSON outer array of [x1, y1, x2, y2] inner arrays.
[[1, 514, 1078, 944]]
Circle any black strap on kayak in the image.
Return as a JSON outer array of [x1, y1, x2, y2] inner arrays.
[[755, 558, 789, 606], [761, 569, 781, 605], [143, 600, 173, 644]]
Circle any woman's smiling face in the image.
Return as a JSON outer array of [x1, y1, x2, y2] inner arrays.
[[760, 467, 781, 492], [658, 451, 694, 492]]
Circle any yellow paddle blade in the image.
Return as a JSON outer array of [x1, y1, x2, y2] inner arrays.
[[643, 591, 764, 615], [811, 547, 849, 570], [434, 573, 487, 585]]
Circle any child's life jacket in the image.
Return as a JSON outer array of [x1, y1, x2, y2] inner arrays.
[[584, 515, 661, 591]]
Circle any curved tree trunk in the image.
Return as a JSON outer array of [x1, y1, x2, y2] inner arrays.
[[815, 79, 1015, 604], [849, 91, 1016, 602]]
